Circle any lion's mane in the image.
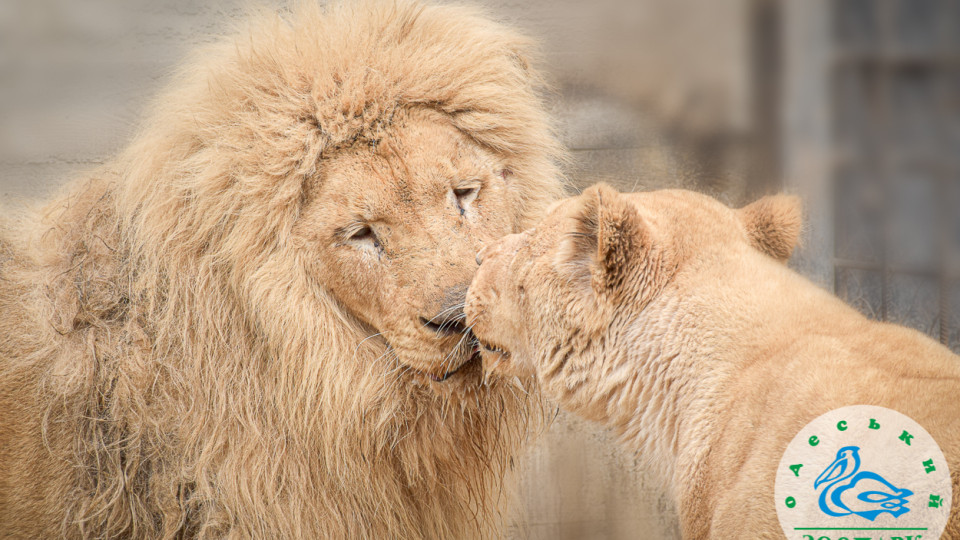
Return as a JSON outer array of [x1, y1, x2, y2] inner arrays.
[[0, 1, 565, 538]]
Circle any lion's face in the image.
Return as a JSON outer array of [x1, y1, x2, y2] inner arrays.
[[292, 108, 517, 381]]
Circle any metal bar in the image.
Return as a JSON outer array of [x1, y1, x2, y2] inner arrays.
[[877, 0, 894, 322], [833, 259, 960, 279], [749, 0, 782, 195], [935, 47, 951, 345], [833, 52, 960, 67]]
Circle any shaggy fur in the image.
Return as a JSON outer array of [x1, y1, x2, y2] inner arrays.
[[467, 184, 960, 538], [0, 2, 566, 538]]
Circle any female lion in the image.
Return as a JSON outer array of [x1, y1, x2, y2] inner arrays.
[[466, 183, 960, 538]]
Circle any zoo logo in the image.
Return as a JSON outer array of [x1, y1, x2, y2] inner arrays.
[[775, 405, 951, 540]]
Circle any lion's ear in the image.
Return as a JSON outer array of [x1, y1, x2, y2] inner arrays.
[[556, 183, 645, 293], [737, 194, 803, 262]]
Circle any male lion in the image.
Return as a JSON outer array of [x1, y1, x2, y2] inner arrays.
[[0, 2, 564, 538], [466, 184, 960, 538]]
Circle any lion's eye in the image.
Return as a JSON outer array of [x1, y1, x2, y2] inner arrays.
[[453, 186, 480, 216], [348, 225, 381, 249]]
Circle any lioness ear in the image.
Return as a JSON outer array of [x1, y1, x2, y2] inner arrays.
[[557, 183, 644, 293], [737, 194, 803, 262]]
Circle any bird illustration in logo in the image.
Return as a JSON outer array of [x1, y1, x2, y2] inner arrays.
[[814, 446, 913, 520]]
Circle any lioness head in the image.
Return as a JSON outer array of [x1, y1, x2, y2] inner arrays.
[[293, 107, 521, 381], [465, 183, 802, 377]]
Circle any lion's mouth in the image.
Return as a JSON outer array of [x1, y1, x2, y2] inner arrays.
[[414, 317, 481, 382]]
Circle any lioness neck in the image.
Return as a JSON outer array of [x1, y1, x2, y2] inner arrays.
[[540, 250, 836, 484]]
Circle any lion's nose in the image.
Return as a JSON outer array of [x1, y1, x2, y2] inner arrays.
[[420, 285, 469, 336]]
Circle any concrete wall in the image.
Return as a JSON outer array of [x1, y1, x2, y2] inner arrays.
[[0, 2, 757, 538]]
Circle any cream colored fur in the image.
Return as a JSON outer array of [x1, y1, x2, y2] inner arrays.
[[0, 2, 566, 538], [467, 183, 960, 538]]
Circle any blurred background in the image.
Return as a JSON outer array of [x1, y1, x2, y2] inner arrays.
[[1, 0, 957, 538]]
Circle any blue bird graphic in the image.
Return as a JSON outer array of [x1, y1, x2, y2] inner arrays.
[[814, 446, 913, 521]]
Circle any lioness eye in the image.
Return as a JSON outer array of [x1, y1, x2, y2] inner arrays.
[[453, 186, 480, 215]]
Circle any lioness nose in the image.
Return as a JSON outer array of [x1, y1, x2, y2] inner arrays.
[[475, 246, 489, 265]]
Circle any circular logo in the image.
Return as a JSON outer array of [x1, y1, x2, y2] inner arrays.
[[775, 405, 951, 539]]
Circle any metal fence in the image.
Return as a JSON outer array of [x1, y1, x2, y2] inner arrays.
[[831, 0, 960, 352]]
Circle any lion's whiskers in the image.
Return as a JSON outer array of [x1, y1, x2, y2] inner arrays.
[[424, 303, 468, 337], [430, 302, 465, 322], [354, 331, 385, 355], [438, 319, 474, 373]]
